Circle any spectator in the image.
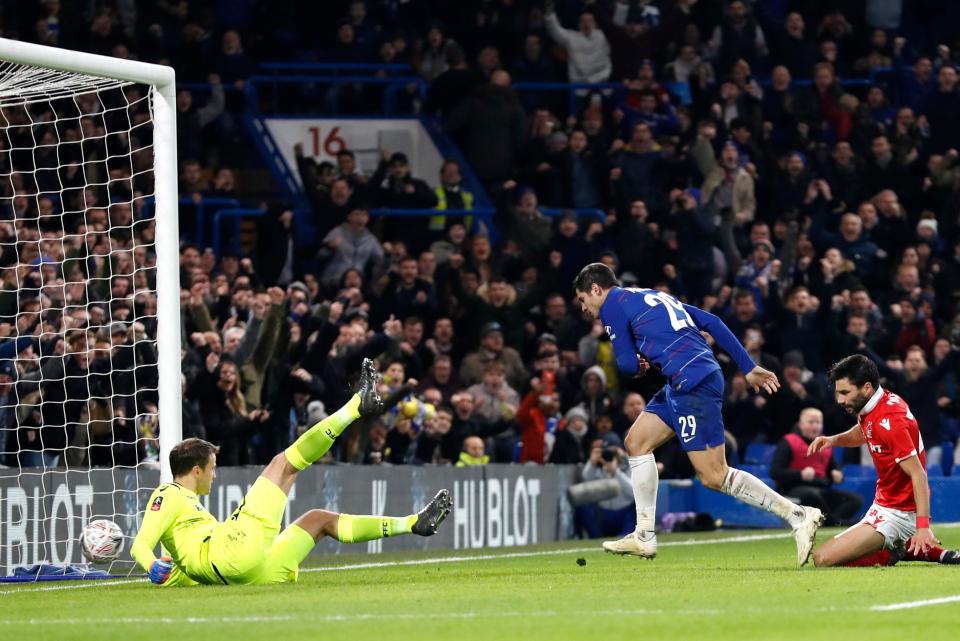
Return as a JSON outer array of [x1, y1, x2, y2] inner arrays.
[[610, 122, 666, 214], [573, 365, 616, 425], [662, 188, 716, 304], [416, 24, 449, 82], [770, 407, 862, 525], [503, 186, 552, 267], [430, 159, 474, 239], [455, 435, 489, 467], [319, 207, 385, 289], [544, 7, 611, 84], [594, 5, 654, 83], [374, 256, 437, 324], [707, 0, 768, 74], [692, 125, 756, 226], [924, 65, 960, 153], [176, 75, 225, 165], [509, 34, 558, 110], [419, 354, 461, 402], [577, 444, 636, 537], [467, 361, 519, 425], [773, 12, 818, 79], [517, 375, 561, 464], [370, 151, 439, 249], [459, 321, 527, 390], [549, 406, 594, 464], [446, 70, 526, 189]]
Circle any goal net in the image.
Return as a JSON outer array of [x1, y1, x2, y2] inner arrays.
[[0, 40, 181, 579]]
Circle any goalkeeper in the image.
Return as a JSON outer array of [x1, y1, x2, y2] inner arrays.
[[130, 358, 452, 586]]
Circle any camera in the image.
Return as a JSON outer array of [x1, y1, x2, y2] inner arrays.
[[601, 447, 617, 463]]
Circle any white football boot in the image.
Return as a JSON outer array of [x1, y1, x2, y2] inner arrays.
[[793, 506, 825, 567], [602, 532, 657, 558]]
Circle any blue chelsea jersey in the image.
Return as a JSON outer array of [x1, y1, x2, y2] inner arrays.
[[599, 287, 756, 390]]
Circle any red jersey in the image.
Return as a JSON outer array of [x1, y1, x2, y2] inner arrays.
[[857, 387, 926, 512]]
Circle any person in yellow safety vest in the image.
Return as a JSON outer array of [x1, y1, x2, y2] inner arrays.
[[431, 159, 474, 234], [455, 435, 490, 466]]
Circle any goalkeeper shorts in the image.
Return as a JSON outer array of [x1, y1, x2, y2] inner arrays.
[[203, 476, 316, 585]]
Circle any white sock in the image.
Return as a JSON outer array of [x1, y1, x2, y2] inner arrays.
[[628, 454, 658, 538], [721, 468, 805, 527]]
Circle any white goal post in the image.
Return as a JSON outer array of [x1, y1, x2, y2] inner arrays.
[[0, 38, 181, 576]]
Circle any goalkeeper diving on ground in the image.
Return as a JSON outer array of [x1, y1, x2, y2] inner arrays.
[[130, 359, 452, 585]]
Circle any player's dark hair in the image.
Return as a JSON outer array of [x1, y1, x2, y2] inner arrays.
[[170, 438, 219, 477], [573, 263, 618, 293], [828, 354, 879, 389]]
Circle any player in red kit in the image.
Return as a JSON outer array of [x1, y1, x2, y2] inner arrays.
[[807, 354, 959, 567]]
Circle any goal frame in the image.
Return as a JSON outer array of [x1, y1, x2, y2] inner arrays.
[[0, 38, 182, 481]]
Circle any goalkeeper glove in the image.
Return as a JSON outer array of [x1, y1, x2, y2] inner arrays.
[[149, 557, 174, 585]]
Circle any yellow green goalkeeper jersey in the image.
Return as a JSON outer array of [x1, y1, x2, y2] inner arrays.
[[130, 482, 219, 586]]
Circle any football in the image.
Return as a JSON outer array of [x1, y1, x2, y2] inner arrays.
[[79, 519, 125, 564]]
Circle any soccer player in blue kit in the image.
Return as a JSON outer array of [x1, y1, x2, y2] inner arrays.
[[573, 263, 825, 566]]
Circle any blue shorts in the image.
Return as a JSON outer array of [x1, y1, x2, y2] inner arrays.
[[645, 370, 725, 452]]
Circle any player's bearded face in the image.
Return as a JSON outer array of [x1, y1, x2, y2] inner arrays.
[[836, 381, 870, 414]]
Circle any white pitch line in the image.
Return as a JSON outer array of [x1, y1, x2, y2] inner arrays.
[[0, 607, 728, 626], [0, 578, 142, 594], [871, 595, 960, 612]]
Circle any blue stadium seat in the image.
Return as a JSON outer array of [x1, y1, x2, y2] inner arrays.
[[738, 464, 770, 478], [842, 464, 878, 479], [941, 441, 955, 476], [744, 443, 776, 465], [927, 466, 945, 478]]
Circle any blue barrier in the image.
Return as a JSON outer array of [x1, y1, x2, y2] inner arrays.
[[758, 66, 893, 89], [368, 207, 498, 244], [211, 208, 267, 256], [259, 62, 411, 74], [245, 75, 428, 116], [540, 207, 607, 222], [511, 80, 694, 115], [177, 197, 241, 247]]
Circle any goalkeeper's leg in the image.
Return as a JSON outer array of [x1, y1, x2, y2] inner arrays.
[[265, 359, 382, 493], [251, 490, 453, 584]]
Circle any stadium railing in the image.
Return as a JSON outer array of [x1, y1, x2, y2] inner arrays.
[[369, 207, 498, 243], [244, 74, 428, 116], [258, 62, 412, 75], [540, 207, 607, 222], [511, 80, 692, 115], [140, 195, 243, 247], [180, 197, 242, 247], [211, 207, 267, 256]]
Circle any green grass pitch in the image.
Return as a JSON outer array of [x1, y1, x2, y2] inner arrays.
[[2, 527, 959, 641]]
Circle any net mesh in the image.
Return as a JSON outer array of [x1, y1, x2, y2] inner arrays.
[[0, 64, 162, 577]]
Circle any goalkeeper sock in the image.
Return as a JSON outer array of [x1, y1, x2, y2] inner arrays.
[[628, 454, 658, 538], [721, 468, 806, 527], [284, 395, 361, 470], [336, 513, 417, 543]]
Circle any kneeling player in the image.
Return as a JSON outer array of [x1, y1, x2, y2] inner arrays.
[[808, 355, 959, 567], [131, 359, 453, 585]]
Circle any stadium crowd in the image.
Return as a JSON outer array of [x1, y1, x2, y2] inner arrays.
[[0, 1, 959, 501]]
